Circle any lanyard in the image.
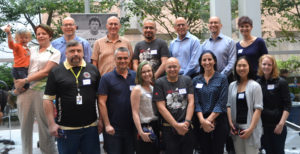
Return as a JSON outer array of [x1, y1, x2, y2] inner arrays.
[[70, 66, 83, 93]]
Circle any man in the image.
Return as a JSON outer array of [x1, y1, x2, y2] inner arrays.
[[84, 17, 106, 49], [133, 20, 169, 79], [98, 47, 136, 154], [202, 16, 236, 80], [43, 40, 101, 154], [52, 17, 92, 63], [153, 57, 195, 154], [92, 16, 133, 76], [169, 17, 202, 77]]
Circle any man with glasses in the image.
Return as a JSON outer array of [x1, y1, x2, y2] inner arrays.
[[52, 17, 92, 63], [92, 16, 133, 76], [169, 17, 202, 78], [133, 20, 169, 79]]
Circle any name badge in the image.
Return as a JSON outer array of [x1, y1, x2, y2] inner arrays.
[[267, 84, 275, 90], [238, 93, 245, 99], [76, 95, 82, 105], [130, 85, 135, 91], [150, 50, 157, 55], [238, 49, 243, 54], [145, 93, 152, 98], [83, 79, 91, 85], [196, 83, 203, 89], [179, 88, 187, 94]]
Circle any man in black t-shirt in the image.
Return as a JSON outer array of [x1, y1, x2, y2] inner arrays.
[[43, 40, 101, 154], [153, 57, 195, 154], [133, 20, 169, 79]]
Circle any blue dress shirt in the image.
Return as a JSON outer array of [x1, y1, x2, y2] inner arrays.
[[52, 36, 92, 63]]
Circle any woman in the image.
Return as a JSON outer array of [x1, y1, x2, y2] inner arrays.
[[15, 24, 61, 154], [131, 61, 159, 154], [236, 16, 268, 75], [257, 54, 291, 154], [227, 56, 263, 154], [193, 50, 229, 154]]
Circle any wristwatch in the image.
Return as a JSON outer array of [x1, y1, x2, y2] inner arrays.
[[25, 78, 29, 84]]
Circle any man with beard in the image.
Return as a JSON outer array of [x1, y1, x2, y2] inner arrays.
[[169, 17, 202, 78], [43, 40, 101, 154], [153, 57, 195, 154], [133, 20, 169, 79], [52, 17, 92, 63]]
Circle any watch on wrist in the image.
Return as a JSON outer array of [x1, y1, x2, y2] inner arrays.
[[185, 120, 192, 125], [25, 78, 29, 84]]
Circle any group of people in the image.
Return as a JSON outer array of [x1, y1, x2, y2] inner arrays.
[[3, 14, 291, 154]]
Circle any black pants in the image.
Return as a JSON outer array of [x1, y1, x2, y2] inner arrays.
[[197, 113, 229, 154], [135, 121, 160, 154], [262, 126, 287, 154], [162, 126, 195, 154]]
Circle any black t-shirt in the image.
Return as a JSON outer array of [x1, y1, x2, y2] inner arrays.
[[133, 39, 169, 72], [153, 75, 193, 123], [44, 63, 100, 127]]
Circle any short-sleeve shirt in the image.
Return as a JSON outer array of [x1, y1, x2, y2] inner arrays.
[[133, 39, 169, 73], [153, 75, 193, 123], [8, 41, 30, 68], [28, 45, 61, 91], [98, 69, 136, 132], [92, 36, 133, 76]]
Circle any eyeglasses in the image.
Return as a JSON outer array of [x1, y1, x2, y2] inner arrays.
[[116, 57, 129, 60], [143, 26, 155, 30], [62, 24, 75, 27]]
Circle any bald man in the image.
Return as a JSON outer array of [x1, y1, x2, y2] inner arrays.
[[202, 16, 236, 80], [153, 57, 195, 154], [169, 17, 202, 77], [52, 17, 92, 63], [92, 16, 133, 76]]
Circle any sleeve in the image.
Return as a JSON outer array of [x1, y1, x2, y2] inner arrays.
[[43, 69, 57, 100], [184, 42, 202, 75], [213, 76, 229, 112], [169, 41, 174, 57], [91, 40, 100, 61], [279, 78, 291, 112], [259, 38, 268, 56], [152, 79, 166, 102], [186, 76, 194, 94], [160, 39, 170, 57], [127, 41, 134, 60], [193, 78, 202, 112], [83, 40, 92, 63], [49, 49, 61, 64], [221, 39, 236, 76], [98, 75, 109, 95], [8, 40, 16, 50], [132, 43, 140, 60], [227, 83, 234, 107], [252, 82, 263, 110]]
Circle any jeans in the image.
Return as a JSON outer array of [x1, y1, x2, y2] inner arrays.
[[262, 126, 287, 154], [12, 67, 29, 89], [103, 131, 135, 154], [57, 126, 100, 154]]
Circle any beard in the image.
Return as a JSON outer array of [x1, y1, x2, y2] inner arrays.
[[70, 56, 82, 66]]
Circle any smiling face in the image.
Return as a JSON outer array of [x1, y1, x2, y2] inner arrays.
[[106, 17, 121, 36], [236, 58, 250, 80], [61, 18, 76, 37], [261, 57, 273, 77], [239, 23, 252, 37], [208, 17, 222, 35], [16, 33, 31, 46], [201, 53, 216, 72], [141, 64, 153, 84], [36, 27, 51, 46], [115, 51, 130, 71], [165, 58, 180, 80], [174, 18, 188, 40], [143, 21, 156, 41]]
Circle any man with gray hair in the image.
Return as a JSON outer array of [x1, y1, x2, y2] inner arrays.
[[44, 40, 101, 154], [98, 47, 136, 154]]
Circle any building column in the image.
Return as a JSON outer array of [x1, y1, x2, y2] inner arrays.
[[210, 0, 232, 37]]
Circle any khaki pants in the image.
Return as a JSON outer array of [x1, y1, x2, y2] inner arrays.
[[233, 136, 259, 154], [17, 89, 57, 154]]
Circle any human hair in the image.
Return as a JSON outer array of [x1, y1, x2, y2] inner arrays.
[[114, 47, 130, 57], [34, 24, 54, 39], [238, 16, 253, 27], [234, 56, 255, 83], [198, 50, 218, 74], [257, 54, 279, 79], [15, 28, 32, 39], [135, 61, 154, 85], [89, 17, 101, 26], [66, 40, 81, 49]]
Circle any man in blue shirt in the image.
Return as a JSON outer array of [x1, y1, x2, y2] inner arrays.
[[169, 17, 202, 77], [98, 47, 136, 154], [52, 17, 92, 63], [202, 16, 236, 80]]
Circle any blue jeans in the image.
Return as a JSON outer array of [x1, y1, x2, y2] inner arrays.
[[57, 126, 100, 154], [262, 126, 287, 154], [103, 131, 134, 154]]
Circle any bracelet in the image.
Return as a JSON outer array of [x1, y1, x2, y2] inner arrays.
[[25, 78, 29, 84], [185, 120, 192, 125]]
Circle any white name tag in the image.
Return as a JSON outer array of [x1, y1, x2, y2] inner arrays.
[[179, 88, 187, 94], [267, 84, 275, 90], [150, 50, 157, 55], [82, 79, 91, 85], [145, 93, 152, 98], [238, 93, 245, 99], [238, 49, 243, 54], [130, 85, 135, 91], [196, 83, 203, 89]]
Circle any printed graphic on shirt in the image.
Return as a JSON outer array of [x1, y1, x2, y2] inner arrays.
[[139, 48, 160, 71], [166, 88, 187, 111]]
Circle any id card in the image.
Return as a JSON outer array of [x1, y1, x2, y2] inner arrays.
[[238, 49, 243, 54], [267, 84, 275, 90], [83, 79, 91, 85], [196, 83, 203, 89], [76, 95, 82, 105], [238, 93, 245, 99], [179, 88, 187, 94], [151, 50, 157, 55]]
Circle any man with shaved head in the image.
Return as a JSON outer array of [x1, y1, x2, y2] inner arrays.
[[52, 17, 92, 63], [169, 17, 202, 77], [92, 16, 133, 76], [153, 57, 195, 154], [202, 16, 236, 81], [133, 20, 169, 79]]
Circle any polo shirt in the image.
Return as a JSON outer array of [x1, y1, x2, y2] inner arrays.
[[98, 68, 136, 132]]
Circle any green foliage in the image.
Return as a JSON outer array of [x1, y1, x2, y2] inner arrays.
[[0, 63, 13, 90], [277, 56, 300, 75]]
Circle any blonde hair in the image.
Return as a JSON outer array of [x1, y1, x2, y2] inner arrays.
[[257, 54, 279, 78], [15, 28, 32, 40]]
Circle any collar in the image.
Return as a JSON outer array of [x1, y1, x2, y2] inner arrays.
[[113, 68, 132, 77], [175, 31, 191, 41], [209, 33, 223, 41], [64, 59, 87, 70], [105, 35, 122, 43], [61, 35, 78, 43]]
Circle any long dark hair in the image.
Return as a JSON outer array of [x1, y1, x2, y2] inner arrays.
[[198, 50, 217, 74], [234, 56, 255, 83]]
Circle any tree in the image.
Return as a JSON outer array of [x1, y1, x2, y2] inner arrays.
[[0, 63, 13, 90]]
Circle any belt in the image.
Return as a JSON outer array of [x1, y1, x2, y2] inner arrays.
[[60, 121, 97, 130]]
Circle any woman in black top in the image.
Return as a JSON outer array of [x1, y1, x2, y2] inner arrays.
[[257, 54, 291, 154]]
